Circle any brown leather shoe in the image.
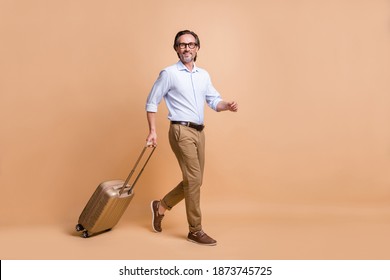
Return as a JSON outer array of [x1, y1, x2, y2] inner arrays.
[[187, 230, 217, 246], [151, 200, 164, 232]]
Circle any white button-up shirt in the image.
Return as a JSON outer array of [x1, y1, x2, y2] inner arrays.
[[146, 61, 222, 125]]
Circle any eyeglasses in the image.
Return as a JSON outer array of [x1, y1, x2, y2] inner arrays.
[[177, 42, 198, 49]]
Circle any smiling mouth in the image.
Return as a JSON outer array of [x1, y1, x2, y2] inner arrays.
[[181, 51, 193, 62]]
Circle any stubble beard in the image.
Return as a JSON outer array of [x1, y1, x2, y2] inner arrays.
[[181, 52, 194, 64]]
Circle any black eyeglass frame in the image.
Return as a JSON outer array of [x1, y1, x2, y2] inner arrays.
[[176, 42, 198, 49]]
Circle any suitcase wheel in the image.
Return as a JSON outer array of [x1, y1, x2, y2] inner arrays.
[[75, 224, 84, 232], [82, 231, 89, 238]]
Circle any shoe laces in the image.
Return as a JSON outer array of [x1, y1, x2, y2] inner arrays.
[[193, 230, 205, 237], [155, 201, 164, 218]]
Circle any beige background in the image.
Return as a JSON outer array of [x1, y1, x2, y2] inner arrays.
[[1, 0, 390, 259]]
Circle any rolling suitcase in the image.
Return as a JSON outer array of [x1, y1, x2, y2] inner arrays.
[[75, 145, 156, 238]]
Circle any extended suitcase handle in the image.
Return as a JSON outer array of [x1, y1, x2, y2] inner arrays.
[[119, 146, 156, 195]]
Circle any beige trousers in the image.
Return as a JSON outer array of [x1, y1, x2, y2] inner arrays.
[[160, 123, 205, 232]]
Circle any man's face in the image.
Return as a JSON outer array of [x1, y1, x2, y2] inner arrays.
[[175, 34, 199, 64]]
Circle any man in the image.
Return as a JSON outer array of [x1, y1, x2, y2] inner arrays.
[[145, 30, 238, 246]]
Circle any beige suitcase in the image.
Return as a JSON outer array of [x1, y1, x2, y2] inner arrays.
[[75, 146, 155, 238]]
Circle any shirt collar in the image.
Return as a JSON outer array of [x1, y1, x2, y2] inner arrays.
[[177, 60, 199, 73]]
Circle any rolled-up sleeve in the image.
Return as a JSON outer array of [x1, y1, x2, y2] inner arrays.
[[205, 77, 222, 111], [146, 70, 170, 112]]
